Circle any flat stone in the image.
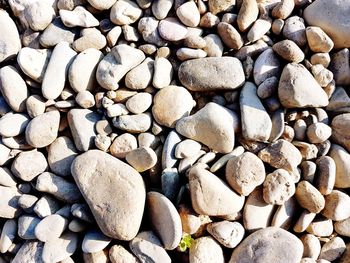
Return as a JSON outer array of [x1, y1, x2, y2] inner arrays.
[[189, 236, 224, 263], [329, 144, 350, 188], [60, 6, 99, 27], [25, 110, 60, 148], [71, 150, 146, 240], [331, 113, 350, 152], [0, 113, 30, 137], [68, 108, 101, 152], [0, 66, 29, 112], [0, 10, 21, 62], [178, 57, 245, 91], [229, 227, 303, 263], [129, 231, 171, 263], [240, 82, 272, 142], [278, 63, 329, 108], [152, 85, 194, 128], [34, 214, 68, 242], [304, 0, 350, 49], [109, 244, 139, 263], [176, 102, 238, 153], [207, 221, 245, 248], [189, 166, 245, 216], [12, 241, 44, 263], [147, 191, 182, 250], [42, 41, 77, 100], [82, 230, 111, 253]]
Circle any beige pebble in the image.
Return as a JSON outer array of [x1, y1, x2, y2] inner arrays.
[[217, 22, 243, 50], [300, 234, 321, 260], [294, 210, 316, 233], [306, 26, 334, 53], [315, 156, 335, 195], [295, 180, 325, 213], [273, 40, 305, 62], [272, 0, 295, 19], [306, 217, 333, 237], [110, 133, 137, 158], [322, 190, 350, 221], [307, 122, 332, 143], [237, 0, 259, 32], [319, 237, 346, 262], [126, 147, 157, 172]]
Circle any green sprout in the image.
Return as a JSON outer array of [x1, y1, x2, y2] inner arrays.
[[178, 234, 194, 252]]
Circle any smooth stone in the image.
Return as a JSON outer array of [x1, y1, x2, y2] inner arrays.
[[217, 22, 243, 50], [237, 0, 259, 32], [329, 144, 350, 188], [247, 18, 272, 43], [33, 195, 60, 218], [278, 63, 329, 108], [176, 48, 207, 61], [176, 102, 238, 153], [25, 110, 60, 148], [0, 167, 17, 187], [0, 186, 21, 218], [306, 217, 333, 237], [203, 34, 224, 57], [306, 26, 334, 53], [335, 217, 350, 237], [0, 219, 17, 253], [47, 136, 78, 176], [0, 113, 30, 137], [96, 44, 145, 90], [17, 48, 51, 83], [40, 18, 79, 47], [175, 139, 201, 159], [36, 172, 82, 203], [226, 152, 265, 196], [138, 17, 165, 46], [188, 166, 245, 216], [210, 146, 244, 173], [253, 48, 280, 86], [240, 82, 272, 142], [272, 197, 297, 229], [42, 231, 79, 263], [189, 236, 224, 263], [87, 0, 116, 10], [35, 214, 68, 242], [11, 150, 47, 182], [26, 95, 46, 118], [125, 58, 154, 90], [161, 168, 180, 201], [322, 190, 350, 221], [83, 251, 109, 263], [243, 186, 275, 231], [269, 109, 285, 142], [208, 0, 235, 15], [295, 181, 325, 213], [68, 108, 101, 152], [331, 113, 350, 152], [229, 227, 303, 263], [60, 6, 99, 27], [304, 0, 350, 48], [178, 57, 245, 91], [126, 147, 157, 172], [294, 210, 317, 233], [12, 241, 44, 263], [273, 40, 305, 63], [82, 230, 112, 253], [153, 57, 173, 89], [282, 16, 307, 47], [162, 130, 181, 169], [71, 150, 146, 240], [207, 221, 245, 248], [152, 0, 173, 20], [109, 244, 139, 263], [176, 1, 200, 27], [0, 10, 21, 62], [329, 49, 350, 86], [18, 215, 41, 240], [158, 17, 188, 42], [126, 93, 152, 114], [147, 192, 182, 250], [73, 28, 107, 52], [129, 231, 171, 263], [319, 237, 346, 262], [69, 48, 103, 92], [110, 0, 142, 25], [110, 133, 137, 159], [0, 66, 29, 112], [18, 194, 38, 213], [152, 85, 194, 128], [178, 150, 205, 173], [113, 113, 151, 133], [315, 156, 336, 195]]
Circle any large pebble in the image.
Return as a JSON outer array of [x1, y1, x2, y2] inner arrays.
[[178, 57, 245, 91], [189, 236, 224, 263], [237, 0, 259, 32], [273, 40, 305, 63], [176, 1, 200, 27], [152, 85, 194, 128], [158, 17, 188, 42], [176, 102, 238, 153], [329, 144, 350, 188], [153, 57, 173, 89], [25, 110, 60, 148], [0, 66, 29, 112], [42, 41, 77, 100], [147, 192, 182, 250], [0, 10, 21, 62], [229, 227, 303, 263], [217, 22, 243, 50], [152, 0, 173, 20], [188, 166, 245, 216], [207, 221, 244, 248], [113, 113, 151, 133], [306, 26, 334, 53], [125, 58, 154, 90], [126, 92, 152, 114], [0, 186, 21, 218], [71, 150, 146, 240], [279, 63, 328, 108], [0, 113, 30, 137]]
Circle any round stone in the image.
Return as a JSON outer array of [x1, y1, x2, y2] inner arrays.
[[158, 17, 188, 42]]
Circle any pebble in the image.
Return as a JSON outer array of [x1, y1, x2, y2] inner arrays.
[[110, 133, 137, 159], [331, 113, 350, 152], [243, 186, 275, 231], [334, 217, 350, 237], [225, 152, 265, 196], [125, 93, 152, 114], [152, 85, 194, 128], [295, 180, 325, 213], [71, 150, 146, 240], [35, 172, 82, 203], [162, 130, 181, 169], [306, 217, 333, 237], [175, 139, 201, 159], [158, 17, 188, 42], [42, 41, 77, 100], [0, 10, 21, 62], [113, 113, 152, 133], [125, 58, 154, 90], [271, 197, 297, 229], [294, 210, 316, 233], [42, 231, 79, 263], [208, 0, 234, 15], [176, 102, 238, 153], [278, 63, 329, 108], [306, 122, 331, 144], [126, 147, 157, 172], [240, 82, 272, 142], [319, 237, 346, 262], [18, 215, 41, 240], [12, 241, 44, 263], [210, 146, 244, 173], [207, 221, 244, 248], [203, 34, 224, 57], [0, 66, 29, 112], [311, 53, 331, 68], [176, 1, 200, 27], [152, 0, 173, 20], [109, 244, 139, 263], [178, 150, 205, 173], [137, 17, 164, 46], [300, 234, 321, 259], [96, 44, 145, 90], [178, 57, 245, 91], [189, 236, 224, 263], [73, 28, 107, 52], [26, 95, 46, 118], [304, 0, 350, 49], [188, 165, 245, 216], [263, 169, 295, 205], [254, 48, 280, 86], [184, 35, 206, 49], [272, 0, 295, 19], [0, 113, 30, 137], [329, 49, 350, 86], [68, 108, 101, 152], [229, 227, 303, 263], [217, 22, 243, 50], [0, 219, 17, 253], [247, 18, 272, 43], [273, 40, 305, 63], [68, 48, 103, 93], [0, 186, 21, 218], [0, 167, 17, 187], [34, 214, 68, 242], [237, 0, 259, 32], [283, 16, 307, 47], [129, 231, 171, 263], [306, 26, 334, 53], [75, 91, 95, 109], [315, 156, 335, 195], [106, 103, 129, 118], [60, 6, 98, 28], [110, 0, 142, 25], [176, 48, 207, 61], [322, 190, 350, 221], [33, 195, 60, 218], [87, 0, 116, 10], [152, 57, 173, 89], [25, 110, 60, 148], [82, 230, 111, 253], [147, 191, 182, 250]]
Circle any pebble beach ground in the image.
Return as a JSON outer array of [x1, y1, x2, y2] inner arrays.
[[0, 0, 350, 262]]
